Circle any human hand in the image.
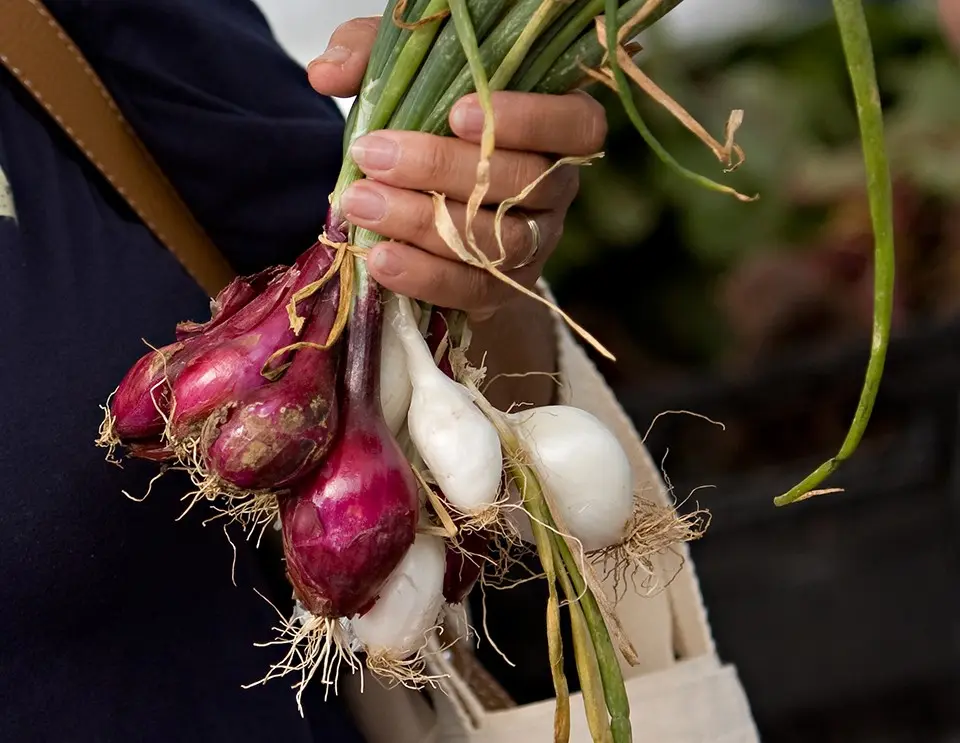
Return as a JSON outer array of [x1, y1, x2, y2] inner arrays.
[[939, 0, 960, 50], [306, 17, 607, 320]]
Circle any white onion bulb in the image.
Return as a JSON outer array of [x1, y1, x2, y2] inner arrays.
[[509, 405, 634, 552], [379, 299, 413, 435], [389, 296, 502, 515], [350, 533, 446, 659]]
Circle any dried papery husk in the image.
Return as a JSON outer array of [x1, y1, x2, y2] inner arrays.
[[590, 494, 709, 604], [96, 388, 123, 465], [392, 0, 451, 30], [586, 42, 746, 172], [588, 15, 757, 204], [176, 265, 286, 340], [431, 154, 616, 363]]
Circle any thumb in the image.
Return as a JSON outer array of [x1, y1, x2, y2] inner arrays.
[[307, 17, 380, 99], [940, 0, 960, 52]]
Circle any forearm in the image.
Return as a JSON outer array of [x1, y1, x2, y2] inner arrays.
[[467, 294, 558, 411]]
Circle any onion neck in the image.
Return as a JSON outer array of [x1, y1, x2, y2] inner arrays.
[[392, 295, 439, 384], [344, 258, 383, 409]]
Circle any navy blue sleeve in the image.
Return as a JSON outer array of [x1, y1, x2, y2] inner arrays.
[[47, 0, 346, 273], [0, 3, 365, 741]]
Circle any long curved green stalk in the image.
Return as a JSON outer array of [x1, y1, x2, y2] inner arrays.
[[775, 0, 894, 506], [600, 0, 748, 200]]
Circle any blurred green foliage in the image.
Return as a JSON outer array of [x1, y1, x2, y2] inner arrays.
[[548, 2, 960, 368]]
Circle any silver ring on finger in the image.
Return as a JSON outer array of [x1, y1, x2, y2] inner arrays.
[[512, 214, 542, 270]]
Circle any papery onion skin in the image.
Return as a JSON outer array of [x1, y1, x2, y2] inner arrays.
[[175, 265, 285, 340]]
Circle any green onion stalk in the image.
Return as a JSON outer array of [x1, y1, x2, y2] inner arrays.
[[319, 0, 896, 738]]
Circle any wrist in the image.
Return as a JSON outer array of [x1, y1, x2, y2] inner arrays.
[[466, 292, 559, 411]]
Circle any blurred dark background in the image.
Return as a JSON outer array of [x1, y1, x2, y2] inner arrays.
[[474, 1, 960, 740]]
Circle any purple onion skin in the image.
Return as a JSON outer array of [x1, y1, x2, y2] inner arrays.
[[168, 307, 300, 440], [200, 282, 342, 490], [175, 265, 285, 341], [280, 412, 418, 617], [281, 236, 419, 619], [166, 245, 334, 440], [109, 244, 331, 447], [111, 341, 186, 441], [443, 528, 487, 605], [111, 268, 290, 444]]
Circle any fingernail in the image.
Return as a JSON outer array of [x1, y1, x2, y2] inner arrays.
[[450, 100, 485, 136], [309, 46, 351, 67], [351, 135, 399, 171], [371, 246, 403, 277], [341, 184, 386, 222]]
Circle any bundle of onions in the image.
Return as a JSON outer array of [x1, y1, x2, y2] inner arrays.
[[97, 0, 895, 739]]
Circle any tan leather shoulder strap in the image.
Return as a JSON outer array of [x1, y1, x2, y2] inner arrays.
[[0, 0, 237, 297]]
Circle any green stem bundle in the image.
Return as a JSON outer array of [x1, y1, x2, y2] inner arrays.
[[774, 0, 894, 506]]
